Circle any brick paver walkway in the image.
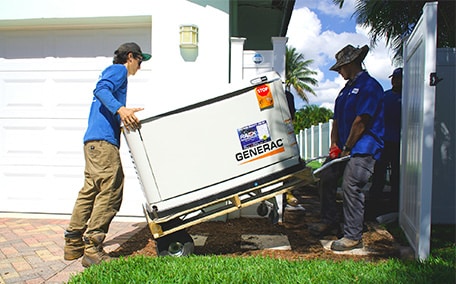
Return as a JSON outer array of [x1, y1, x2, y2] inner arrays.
[[0, 216, 146, 284]]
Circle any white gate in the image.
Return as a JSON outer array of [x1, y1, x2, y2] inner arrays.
[[400, 2, 437, 260]]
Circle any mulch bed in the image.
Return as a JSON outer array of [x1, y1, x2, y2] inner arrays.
[[111, 185, 403, 261]]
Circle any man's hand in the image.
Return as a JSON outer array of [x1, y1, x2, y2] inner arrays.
[[329, 145, 342, 159], [340, 149, 351, 157], [117, 106, 144, 131]]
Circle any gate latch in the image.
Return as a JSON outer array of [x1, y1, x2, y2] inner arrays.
[[430, 72, 443, 86]]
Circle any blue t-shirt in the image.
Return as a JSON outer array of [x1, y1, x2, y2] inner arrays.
[[383, 89, 401, 142], [334, 71, 384, 160], [83, 64, 128, 148]]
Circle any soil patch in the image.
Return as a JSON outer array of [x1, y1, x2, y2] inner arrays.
[[111, 185, 402, 261]]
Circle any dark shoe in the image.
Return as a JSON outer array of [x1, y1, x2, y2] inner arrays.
[[64, 230, 84, 261], [307, 222, 337, 236], [331, 237, 363, 251], [81, 233, 111, 268]]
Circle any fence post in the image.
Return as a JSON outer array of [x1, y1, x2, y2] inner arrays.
[[304, 128, 308, 159], [296, 120, 334, 161], [297, 129, 303, 159], [310, 125, 315, 159], [318, 122, 323, 157], [328, 119, 333, 150]]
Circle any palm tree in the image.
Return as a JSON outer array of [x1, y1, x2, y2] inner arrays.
[[285, 46, 318, 104], [332, 0, 455, 62]]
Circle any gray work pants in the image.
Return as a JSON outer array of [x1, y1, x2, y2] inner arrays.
[[319, 155, 375, 240]]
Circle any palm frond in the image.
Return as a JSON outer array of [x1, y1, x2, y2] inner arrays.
[[285, 46, 319, 104]]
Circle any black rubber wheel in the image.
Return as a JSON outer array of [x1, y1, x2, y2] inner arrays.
[[257, 202, 269, 217], [156, 230, 194, 257]]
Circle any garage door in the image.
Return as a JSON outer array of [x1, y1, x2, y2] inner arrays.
[[0, 17, 152, 216]]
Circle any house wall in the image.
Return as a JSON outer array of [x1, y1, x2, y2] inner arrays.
[[0, 0, 230, 115], [431, 48, 456, 224], [0, 0, 231, 216]]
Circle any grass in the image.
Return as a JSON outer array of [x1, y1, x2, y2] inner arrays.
[[67, 252, 455, 283], [305, 160, 323, 170], [68, 225, 455, 284], [67, 158, 454, 283]]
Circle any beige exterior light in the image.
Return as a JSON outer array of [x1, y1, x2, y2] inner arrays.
[[179, 25, 198, 48]]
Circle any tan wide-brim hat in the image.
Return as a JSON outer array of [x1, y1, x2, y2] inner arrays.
[[329, 44, 369, 71]]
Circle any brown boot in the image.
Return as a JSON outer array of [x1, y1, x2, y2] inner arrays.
[[331, 237, 363, 251], [81, 233, 111, 268], [307, 222, 338, 236], [64, 230, 84, 261]]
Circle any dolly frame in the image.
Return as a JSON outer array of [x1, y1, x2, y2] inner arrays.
[[143, 166, 316, 239]]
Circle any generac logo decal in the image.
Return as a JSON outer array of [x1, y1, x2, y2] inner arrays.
[[235, 139, 284, 165]]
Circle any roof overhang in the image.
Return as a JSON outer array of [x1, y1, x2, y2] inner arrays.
[[230, 0, 295, 50]]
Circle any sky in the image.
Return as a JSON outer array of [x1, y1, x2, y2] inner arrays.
[[286, 0, 398, 110]]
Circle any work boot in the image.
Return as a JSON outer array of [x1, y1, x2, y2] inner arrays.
[[331, 237, 363, 251], [63, 230, 84, 261], [307, 222, 338, 236], [81, 233, 111, 268]]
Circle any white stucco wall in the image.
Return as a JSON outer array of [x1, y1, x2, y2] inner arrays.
[[0, 0, 231, 216], [0, 0, 288, 217], [1, 0, 230, 117]]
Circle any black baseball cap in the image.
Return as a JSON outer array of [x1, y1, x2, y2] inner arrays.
[[115, 42, 151, 61]]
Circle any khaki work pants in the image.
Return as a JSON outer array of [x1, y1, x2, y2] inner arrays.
[[67, 140, 124, 236]]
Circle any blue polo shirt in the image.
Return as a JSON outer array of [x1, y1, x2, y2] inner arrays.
[[334, 71, 384, 160], [383, 89, 401, 142], [83, 64, 128, 148]]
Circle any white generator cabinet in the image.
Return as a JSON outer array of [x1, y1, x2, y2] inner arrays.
[[123, 72, 315, 256]]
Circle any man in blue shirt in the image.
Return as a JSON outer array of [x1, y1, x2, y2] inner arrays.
[[308, 44, 384, 251], [63, 42, 151, 267], [370, 68, 402, 213]]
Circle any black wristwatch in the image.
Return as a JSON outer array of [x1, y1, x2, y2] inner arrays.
[[342, 145, 351, 152]]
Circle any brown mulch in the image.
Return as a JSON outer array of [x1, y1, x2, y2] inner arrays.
[[111, 185, 402, 261]]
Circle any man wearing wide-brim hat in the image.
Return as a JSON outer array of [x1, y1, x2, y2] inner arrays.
[[308, 44, 384, 251]]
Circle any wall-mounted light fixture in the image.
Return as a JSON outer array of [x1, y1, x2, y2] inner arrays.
[[179, 25, 198, 48]]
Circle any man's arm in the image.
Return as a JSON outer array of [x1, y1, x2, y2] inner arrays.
[[341, 114, 371, 156], [330, 119, 339, 147], [328, 119, 342, 159]]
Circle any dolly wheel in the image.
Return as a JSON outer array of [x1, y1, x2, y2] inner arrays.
[[257, 202, 269, 217], [156, 230, 194, 257]]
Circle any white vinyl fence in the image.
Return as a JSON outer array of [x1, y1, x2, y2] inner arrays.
[[296, 119, 333, 162]]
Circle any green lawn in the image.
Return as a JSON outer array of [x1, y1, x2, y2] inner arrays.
[[68, 224, 455, 284], [67, 159, 455, 283]]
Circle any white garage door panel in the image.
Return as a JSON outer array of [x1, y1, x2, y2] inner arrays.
[[0, 118, 144, 215], [0, 26, 151, 59], [0, 165, 83, 213], [0, 21, 151, 216], [1, 164, 143, 216], [0, 119, 86, 166], [0, 60, 105, 119], [0, 148, 144, 215], [1, 77, 47, 116]]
